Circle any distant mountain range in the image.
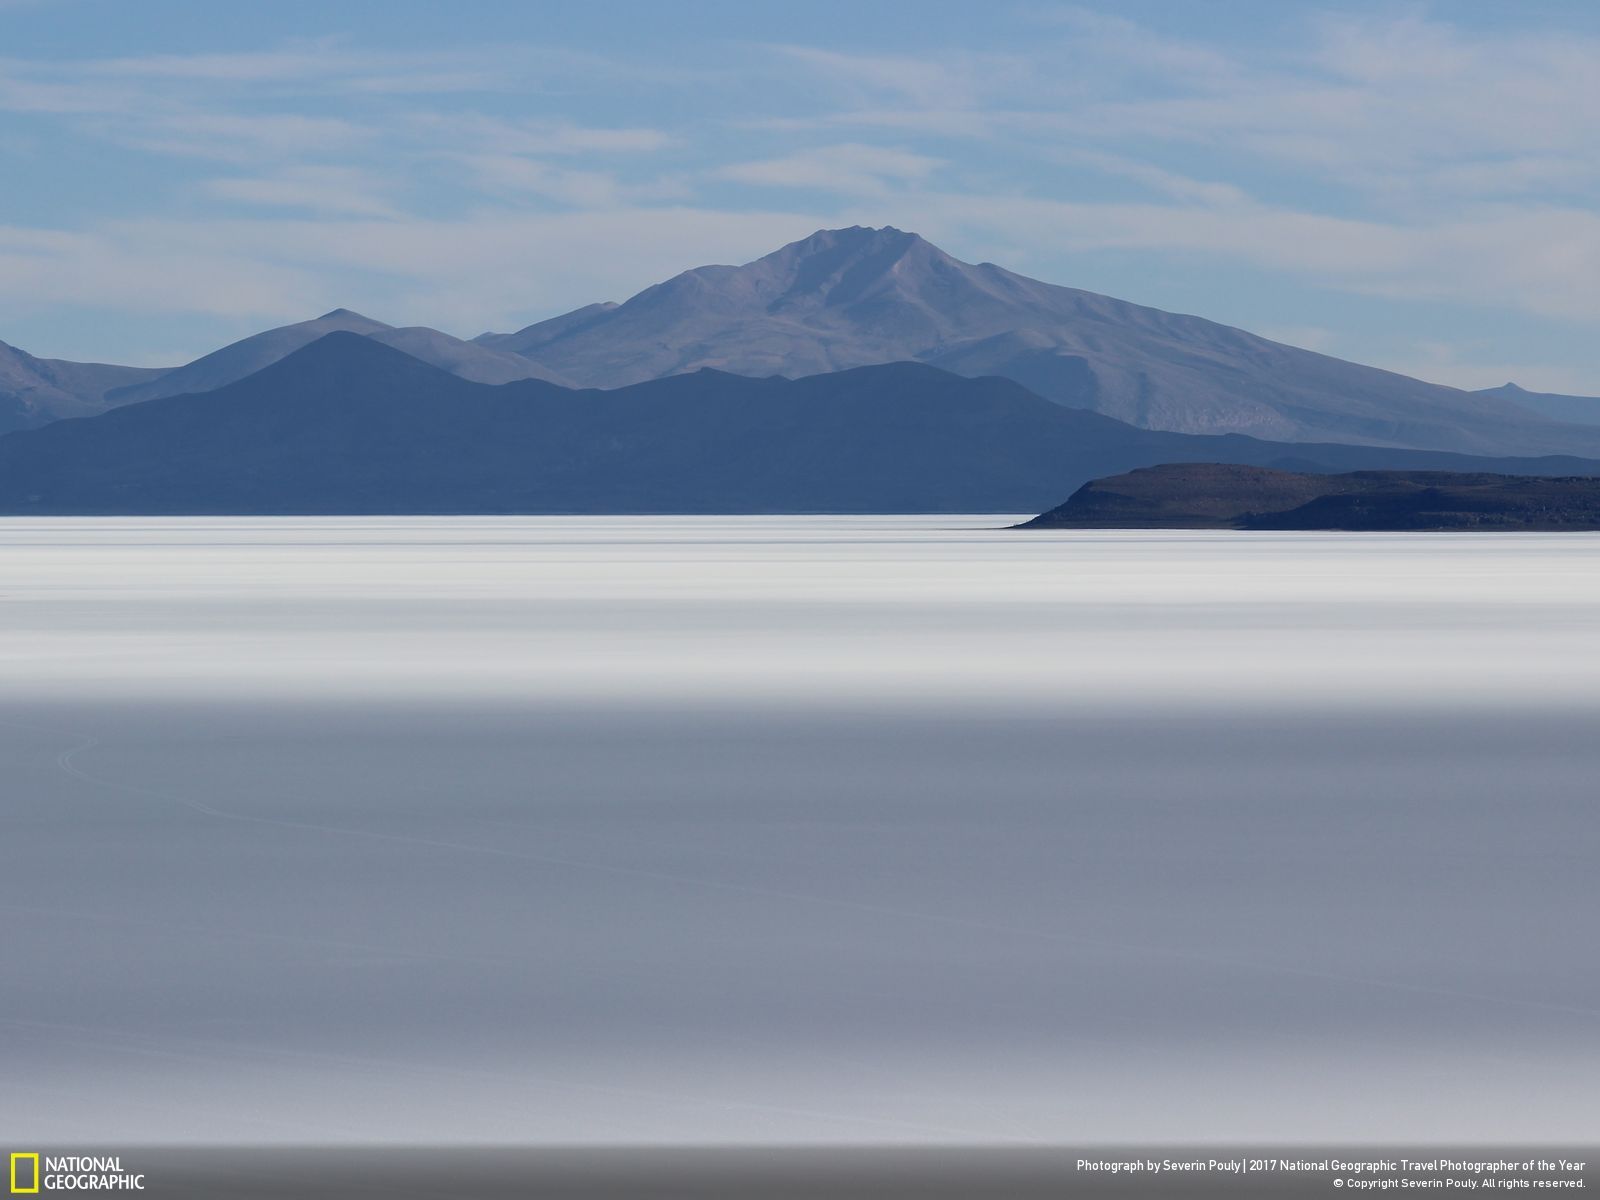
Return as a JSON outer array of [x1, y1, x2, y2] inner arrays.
[[3, 332, 1597, 516], [0, 339, 166, 431], [1474, 383, 1600, 428], [102, 308, 565, 408], [0, 311, 563, 434], [1022, 463, 1600, 531], [4, 226, 1600, 460]]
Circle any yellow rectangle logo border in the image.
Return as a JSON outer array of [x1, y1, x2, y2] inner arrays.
[[9, 1152, 40, 1194]]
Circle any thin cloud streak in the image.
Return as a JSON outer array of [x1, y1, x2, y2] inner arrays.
[[716, 144, 945, 198], [202, 166, 401, 218]]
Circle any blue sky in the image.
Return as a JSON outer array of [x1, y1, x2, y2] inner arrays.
[[3, 0, 1599, 393]]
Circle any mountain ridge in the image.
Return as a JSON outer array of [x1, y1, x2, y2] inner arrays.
[[1474, 382, 1600, 428], [104, 309, 568, 407], [0, 339, 170, 433], [4, 331, 1597, 516], [8, 225, 1600, 457]]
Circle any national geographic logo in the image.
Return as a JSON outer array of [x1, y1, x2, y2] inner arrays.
[[8, 1154, 144, 1192]]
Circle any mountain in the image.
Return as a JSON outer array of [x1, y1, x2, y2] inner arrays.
[[4, 332, 1599, 516], [479, 226, 1600, 458], [1022, 462, 1600, 531], [103, 308, 388, 405], [0, 339, 169, 433], [103, 308, 565, 407], [474, 301, 618, 357], [372, 325, 569, 386], [1476, 383, 1600, 427]]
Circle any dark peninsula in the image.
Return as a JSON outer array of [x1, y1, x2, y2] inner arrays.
[[1020, 463, 1600, 531]]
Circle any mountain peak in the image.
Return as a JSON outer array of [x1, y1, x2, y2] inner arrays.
[[275, 329, 422, 369], [768, 225, 928, 267], [295, 328, 382, 349], [790, 224, 915, 247], [735, 224, 959, 316], [207, 330, 454, 395], [305, 308, 391, 335]]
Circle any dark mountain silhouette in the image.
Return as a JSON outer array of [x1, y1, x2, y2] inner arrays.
[[0, 338, 169, 433], [1022, 462, 1600, 530], [3, 333, 1599, 516], [1475, 383, 1600, 428], [476, 226, 1600, 457]]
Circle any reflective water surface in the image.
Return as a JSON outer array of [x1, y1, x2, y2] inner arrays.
[[2, 517, 1596, 1143]]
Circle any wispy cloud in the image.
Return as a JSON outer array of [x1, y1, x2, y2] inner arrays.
[[61, 41, 526, 93], [716, 143, 943, 198], [126, 112, 374, 162], [451, 156, 629, 208], [1026, 5, 1240, 85], [0, 62, 139, 112], [1045, 149, 1248, 207], [0, 222, 326, 318], [771, 46, 992, 110], [202, 166, 399, 218], [408, 113, 676, 156]]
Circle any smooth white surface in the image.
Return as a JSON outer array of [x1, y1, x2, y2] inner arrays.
[[1, 517, 1597, 1143]]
